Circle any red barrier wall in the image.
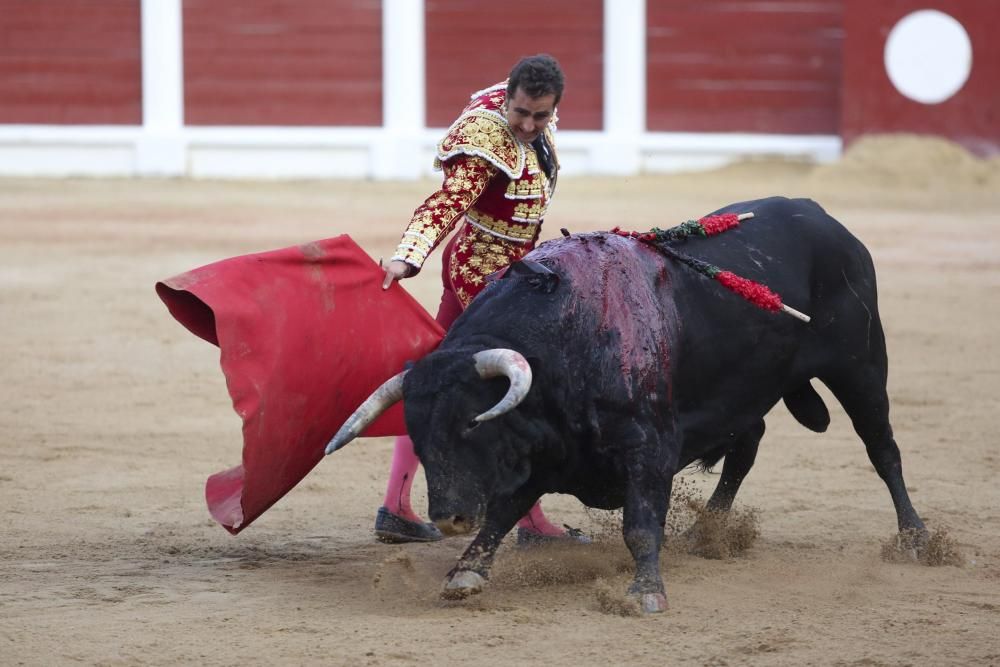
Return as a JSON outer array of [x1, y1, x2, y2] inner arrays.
[[424, 0, 603, 130], [183, 0, 382, 126], [646, 1, 844, 134], [0, 0, 141, 124], [841, 0, 1000, 157], [9, 0, 994, 158]]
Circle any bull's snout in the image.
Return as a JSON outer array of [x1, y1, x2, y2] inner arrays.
[[434, 514, 477, 537]]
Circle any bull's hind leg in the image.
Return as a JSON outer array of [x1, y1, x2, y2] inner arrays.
[[822, 367, 928, 547], [704, 420, 765, 513], [685, 421, 764, 556]]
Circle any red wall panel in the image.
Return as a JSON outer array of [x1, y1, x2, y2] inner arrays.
[[647, 1, 844, 134], [425, 1, 603, 130], [183, 0, 382, 126], [0, 0, 141, 124], [841, 0, 1000, 157]]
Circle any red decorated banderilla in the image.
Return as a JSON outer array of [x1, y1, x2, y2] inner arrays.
[[612, 212, 811, 323]]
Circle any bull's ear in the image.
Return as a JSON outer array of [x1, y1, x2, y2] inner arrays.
[[508, 260, 560, 294], [527, 272, 559, 293], [510, 259, 554, 277]]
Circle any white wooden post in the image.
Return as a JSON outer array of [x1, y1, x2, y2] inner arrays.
[[373, 0, 426, 180], [136, 0, 186, 175], [597, 0, 645, 174]]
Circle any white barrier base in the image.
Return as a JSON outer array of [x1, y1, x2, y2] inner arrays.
[[0, 125, 841, 180]]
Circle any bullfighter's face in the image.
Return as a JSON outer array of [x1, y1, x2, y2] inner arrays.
[[504, 86, 556, 145]]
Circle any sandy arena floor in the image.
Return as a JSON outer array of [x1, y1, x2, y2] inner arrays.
[[2, 137, 999, 665]]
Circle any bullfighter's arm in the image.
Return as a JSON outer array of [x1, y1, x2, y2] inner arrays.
[[390, 155, 496, 274]]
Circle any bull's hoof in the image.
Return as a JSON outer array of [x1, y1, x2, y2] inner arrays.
[[882, 527, 933, 563], [636, 592, 669, 614], [441, 570, 486, 600]]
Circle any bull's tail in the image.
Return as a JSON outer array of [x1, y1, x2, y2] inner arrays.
[[783, 381, 830, 433]]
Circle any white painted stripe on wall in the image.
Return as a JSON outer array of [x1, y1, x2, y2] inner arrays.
[[638, 132, 843, 174], [382, 0, 425, 133], [604, 0, 646, 135], [136, 0, 185, 175], [140, 0, 183, 131], [0, 126, 142, 177], [600, 0, 646, 174], [0, 125, 841, 179], [374, 0, 426, 180]]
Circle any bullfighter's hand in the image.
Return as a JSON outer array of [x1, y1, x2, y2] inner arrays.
[[382, 259, 413, 289]]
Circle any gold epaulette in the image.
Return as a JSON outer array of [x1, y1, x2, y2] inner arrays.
[[435, 109, 525, 180]]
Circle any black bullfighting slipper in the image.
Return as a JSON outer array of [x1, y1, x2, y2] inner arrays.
[[374, 506, 444, 544], [516, 524, 593, 547]]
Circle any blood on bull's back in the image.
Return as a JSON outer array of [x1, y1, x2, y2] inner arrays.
[[525, 234, 679, 401]]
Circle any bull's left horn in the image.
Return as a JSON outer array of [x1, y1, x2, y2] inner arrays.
[[472, 349, 533, 422], [325, 371, 406, 455]]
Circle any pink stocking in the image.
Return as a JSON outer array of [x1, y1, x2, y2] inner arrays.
[[382, 435, 422, 523], [516, 500, 564, 536]]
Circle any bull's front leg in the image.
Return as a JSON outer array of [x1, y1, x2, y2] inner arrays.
[[623, 459, 673, 614], [440, 492, 537, 600]]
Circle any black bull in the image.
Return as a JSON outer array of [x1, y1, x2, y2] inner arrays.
[[327, 196, 927, 613]]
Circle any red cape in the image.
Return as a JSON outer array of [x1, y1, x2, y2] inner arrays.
[[156, 236, 444, 534]]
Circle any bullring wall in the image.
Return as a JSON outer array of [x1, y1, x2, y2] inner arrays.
[[0, 0, 994, 179]]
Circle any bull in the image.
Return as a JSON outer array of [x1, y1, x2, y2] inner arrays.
[[326, 196, 928, 613]]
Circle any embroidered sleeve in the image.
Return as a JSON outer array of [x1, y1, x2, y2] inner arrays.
[[391, 155, 496, 271]]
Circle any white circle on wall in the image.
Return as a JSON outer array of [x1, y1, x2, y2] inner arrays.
[[884, 9, 972, 105]]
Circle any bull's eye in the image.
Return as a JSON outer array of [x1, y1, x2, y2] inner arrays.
[[461, 419, 481, 438]]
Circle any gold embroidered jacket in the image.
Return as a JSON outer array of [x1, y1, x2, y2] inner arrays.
[[391, 82, 558, 307]]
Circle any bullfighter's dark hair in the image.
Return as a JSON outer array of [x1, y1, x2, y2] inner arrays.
[[507, 54, 565, 105]]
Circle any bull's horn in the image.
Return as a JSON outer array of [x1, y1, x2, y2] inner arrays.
[[472, 349, 533, 422], [324, 371, 406, 455]]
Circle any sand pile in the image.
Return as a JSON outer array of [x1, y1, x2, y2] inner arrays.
[[808, 134, 1000, 191]]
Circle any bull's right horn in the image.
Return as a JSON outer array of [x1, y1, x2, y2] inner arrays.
[[472, 349, 533, 422], [324, 371, 406, 455]]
